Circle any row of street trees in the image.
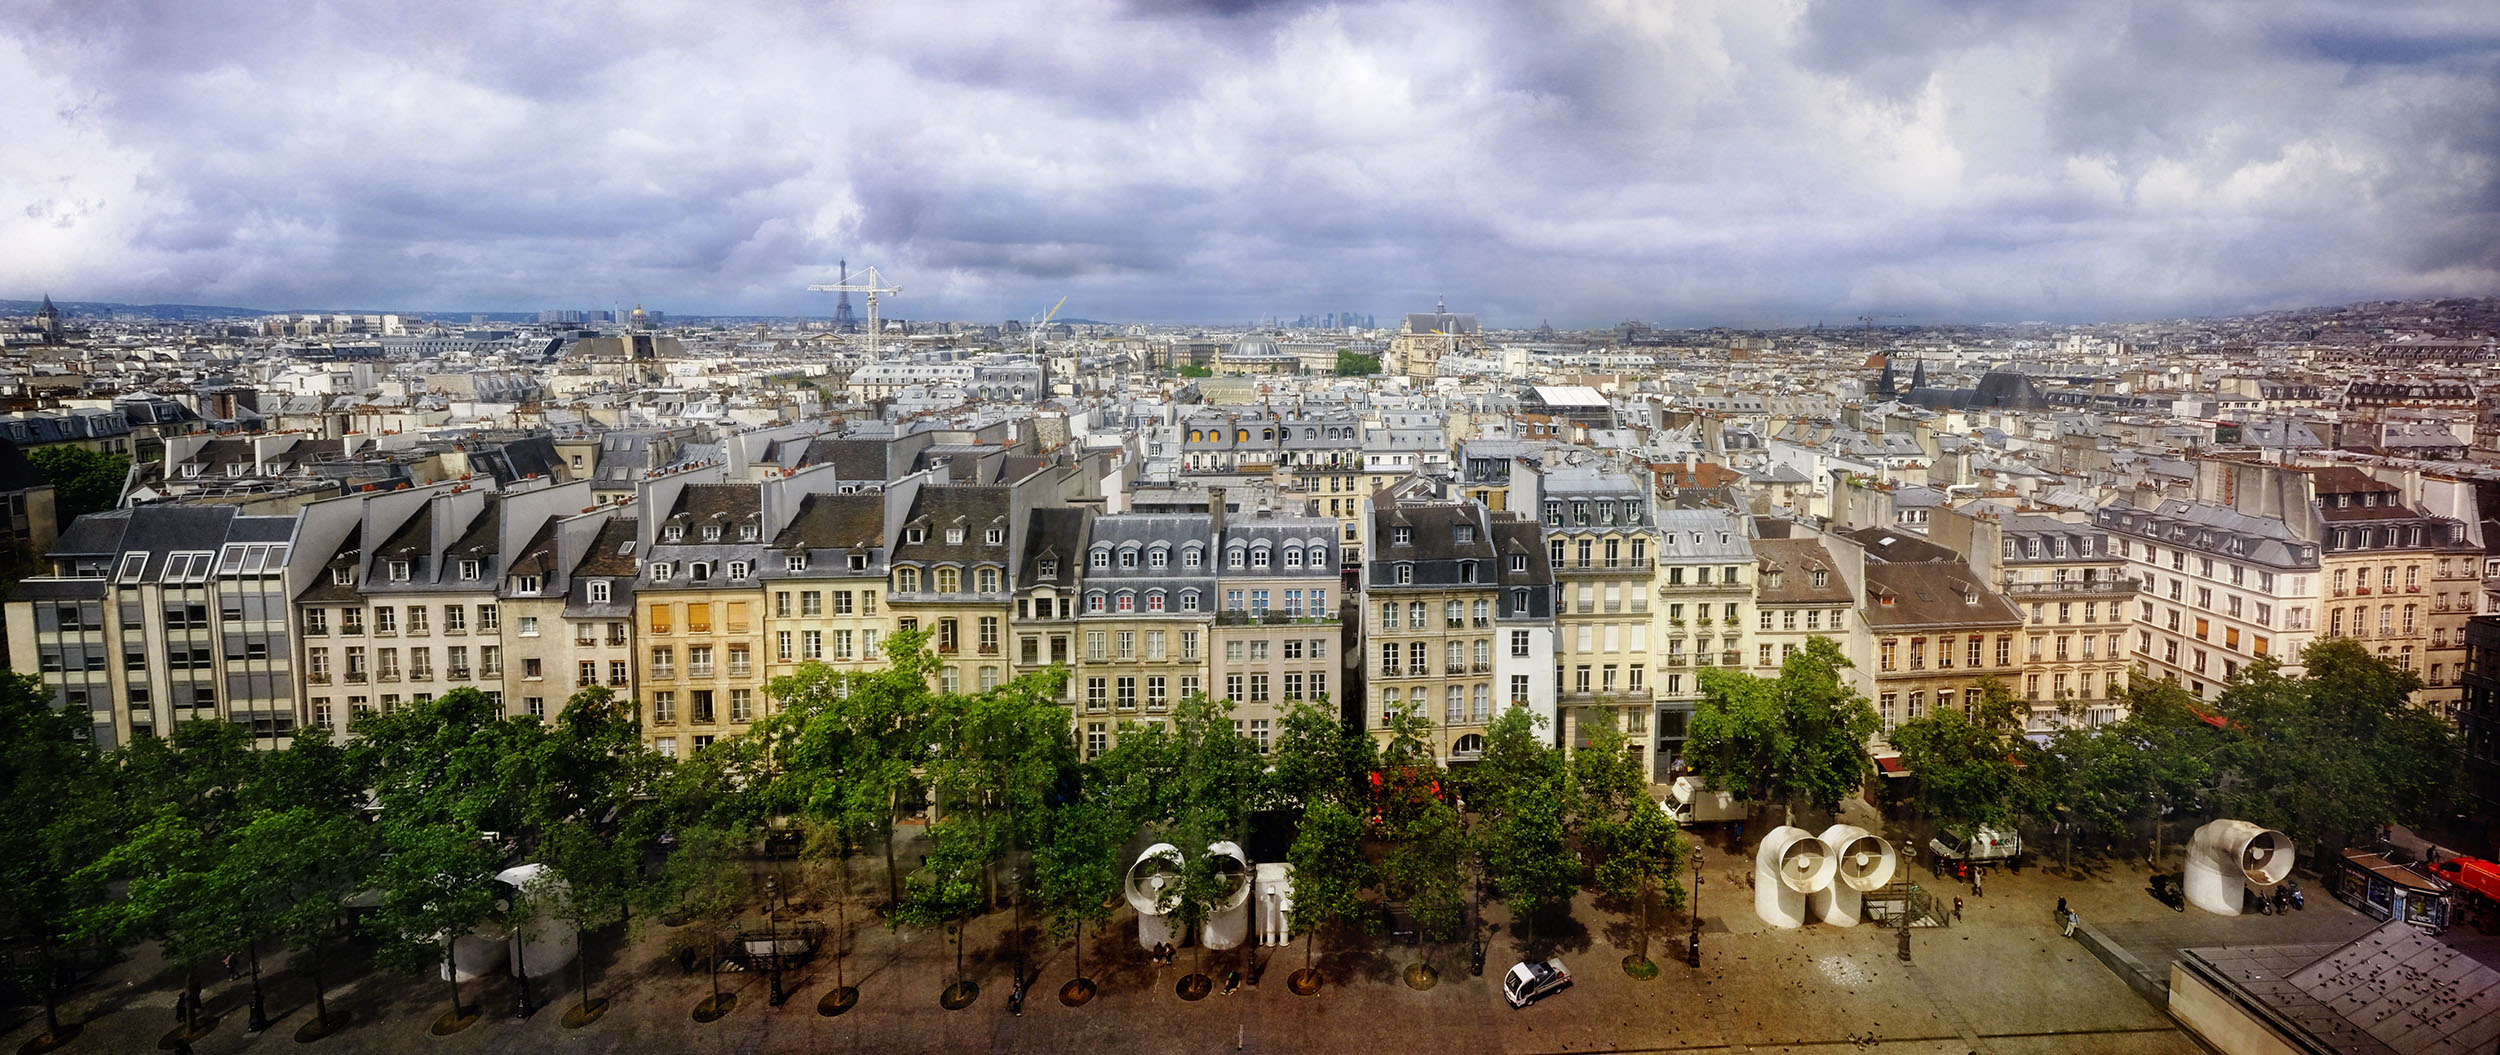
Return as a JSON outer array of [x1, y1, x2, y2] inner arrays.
[[1681, 635, 2465, 872]]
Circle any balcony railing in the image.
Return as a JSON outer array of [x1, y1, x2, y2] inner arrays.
[[345, 671, 368, 683], [1407, 664, 1431, 677], [448, 668, 471, 680], [2003, 578, 2141, 596], [307, 672, 330, 684]]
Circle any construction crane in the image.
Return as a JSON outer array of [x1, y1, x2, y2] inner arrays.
[[808, 265, 902, 359], [1029, 296, 1067, 356]]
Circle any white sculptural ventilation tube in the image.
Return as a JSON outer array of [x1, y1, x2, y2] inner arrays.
[[1754, 826, 1838, 929], [2184, 819, 2293, 916]]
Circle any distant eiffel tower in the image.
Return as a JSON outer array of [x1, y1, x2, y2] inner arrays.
[[830, 259, 859, 333]]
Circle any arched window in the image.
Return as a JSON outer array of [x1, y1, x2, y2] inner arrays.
[[1251, 545, 1270, 569], [1308, 545, 1328, 569], [689, 561, 712, 582], [1452, 733, 1486, 757], [1228, 547, 1246, 569], [1087, 591, 1106, 613], [1146, 590, 1166, 612], [1183, 545, 1203, 568], [1179, 590, 1200, 612], [935, 567, 960, 593], [1236, 429, 1249, 443], [1117, 591, 1136, 612], [977, 567, 1000, 592], [897, 567, 921, 592]]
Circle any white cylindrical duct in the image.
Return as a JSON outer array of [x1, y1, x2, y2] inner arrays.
[[1202, 841, 1253, 950], [2185, 819, 2294, 916], [1126, 843, 1184, 950], [1807, 825, 1897, 927], [495, 863, 581, 978], [1254, 862, 1295, 948], [443, 929, 505, 982], [1754, 826, 1837, 929]]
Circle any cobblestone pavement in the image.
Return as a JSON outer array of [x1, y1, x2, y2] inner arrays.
[[15, 821, 2446, 1055]]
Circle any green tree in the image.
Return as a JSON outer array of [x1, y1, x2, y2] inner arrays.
[[524, 686, 662, 1023], [26, 446, 130, 529], [1890, 676, 2028, 840], [1570, 710, 1684, 971], [2212, 641, 2460, 854], [1474, 707, 1574, 938], [1284, 799, 1372, 988], [894, 814, 994, 1000], [74, 718, 262, 1039], [1176, 364, 1213, 378], [1028, 796, 1127, 998], [761, 630, 941, 906], [1267, 697, 1374, 811], [0, 674, 114, 1050], [1091, 694, 1260, 986], [1377, 710, 1464, 949], [1686, 635, 1879, 825], [353, 687, 549, 1029], [1332, 351, 1381, 376], [655, 822, 752, 1018]]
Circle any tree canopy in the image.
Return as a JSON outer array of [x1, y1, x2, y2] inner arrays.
[[1686, 636, 1879, 822]]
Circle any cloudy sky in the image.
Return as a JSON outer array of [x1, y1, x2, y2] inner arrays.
[[4, 0, 2496, 327]]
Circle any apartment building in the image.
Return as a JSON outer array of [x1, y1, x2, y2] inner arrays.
[[564, 515, 640, 705], [1651, 507, 1754, 779], [1488, 511, 1557, 753], [7, 504, 295, 747], [1534, 466, 1659, 761], [2311, 466, 2478, 711], [888, 484, 1017, 696], [1364, 494, 1502, 763], [1073, 512, 1212, 754], [1861, 561, 2025, 738], [1209, 507, 1340, 755], [2100, 497, 2320, 702], [1936, 507, 2141, 728], [1013, 506, 1089, 682], [762, 491, 890, 689], [1750, 534, 1859, 674], [639, 479, 769, 757]]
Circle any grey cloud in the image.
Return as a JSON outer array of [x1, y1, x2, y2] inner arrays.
[[0, 0, 2493, 324]]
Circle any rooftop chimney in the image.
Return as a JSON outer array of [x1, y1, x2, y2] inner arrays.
[[1209, 485, 1227, 536]]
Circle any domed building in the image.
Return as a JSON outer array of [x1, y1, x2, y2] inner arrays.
[[1214, 336, 1298, 376]]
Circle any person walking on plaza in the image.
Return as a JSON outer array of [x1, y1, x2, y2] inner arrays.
[[1952, 896, 1963, 922]]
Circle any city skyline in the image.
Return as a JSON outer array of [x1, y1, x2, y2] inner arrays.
[[4, 1, 2496, 327]]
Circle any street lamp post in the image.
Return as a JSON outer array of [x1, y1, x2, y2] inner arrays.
[[1687, 847, 1704, 968], [765, 876, 786, 1007]]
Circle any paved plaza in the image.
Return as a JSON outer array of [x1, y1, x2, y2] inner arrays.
[[6, 826, 2442, 1055]]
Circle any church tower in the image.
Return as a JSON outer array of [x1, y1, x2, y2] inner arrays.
[[36, 294, 61, 344]]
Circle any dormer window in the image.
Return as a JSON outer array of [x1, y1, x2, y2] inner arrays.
[[727, 561, 751, 580], [332, 566, 355, 586], [1183, 546, 1202, 568], [1392, 527, 1412, 545], [652, 563, 673, 582], [1396, 563, 1414, 585], [514, 575, 542, 594], [1460, 562, 1477, 584], [897, 567, 920, 592], [739, 523, 759, 541], [1120, 549, 1139, 569], [587, 581, 610, 604], [1455, 524, 1475, 544], [1228, 547, 1246, 569], [1810, 569, 1829, 589], [946, 527, 966, 545], [702, 524, 723, 542], [459, 559, 481, 580], [388, 560, 411, 582], [1090, 548, 1110, 569], [1038, 558, 1058, 579], [664, 524, 685, 541], [985, 527, 1005, 545], [1510, 555, 1526, 572], [907, 527, 927, 544], [688, 562, 711, 582], [786, 555, 807, 572], [1766, 570, 1784, 590]]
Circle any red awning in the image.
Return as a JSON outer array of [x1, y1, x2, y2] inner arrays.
[[1874, 755, 1910, 777]]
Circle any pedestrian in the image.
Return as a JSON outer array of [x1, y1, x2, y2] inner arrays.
[[2063, 909, 2079, 938], [223, 952, 238, 979], [2056, 896, 2068, 917], [1973, 871, 1984, 898], [1952, 896, 1964, 922]]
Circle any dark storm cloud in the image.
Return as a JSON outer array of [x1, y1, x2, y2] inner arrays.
[[1, 0, 2494, 324]]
